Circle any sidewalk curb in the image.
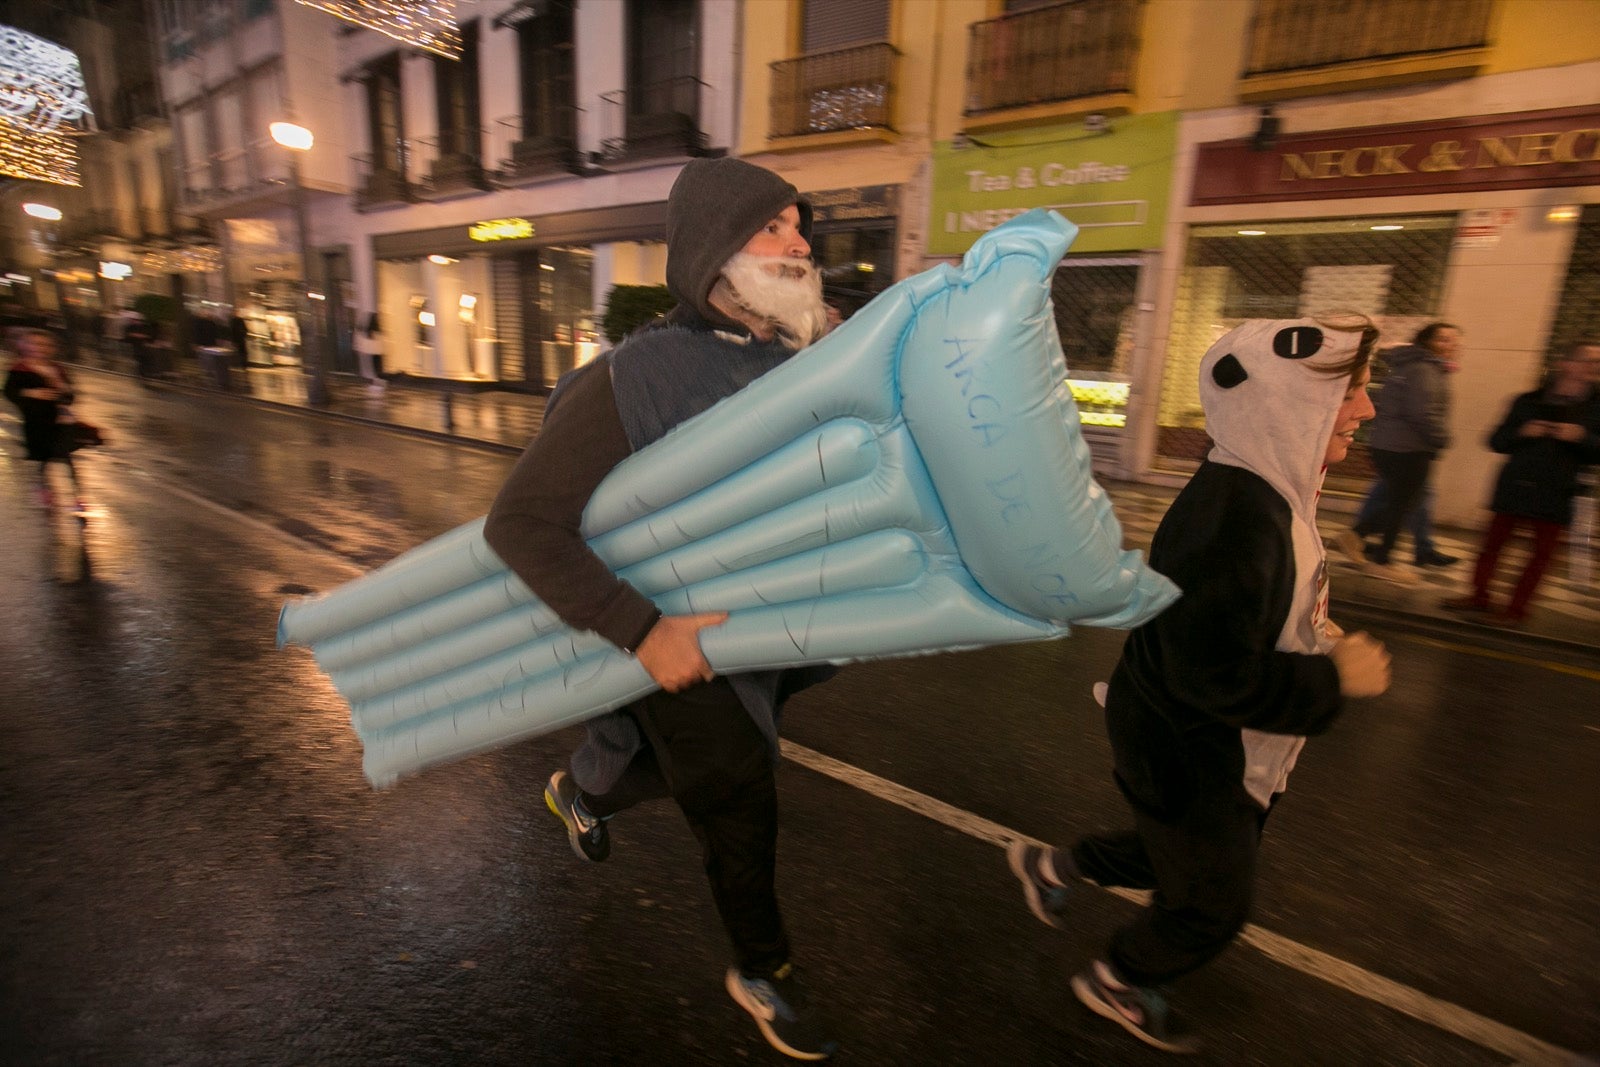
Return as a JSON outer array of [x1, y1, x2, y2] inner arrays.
[[1334, 597, 1600, 664], [78, 364, 526, 456], [75, 362, 1600, 660]]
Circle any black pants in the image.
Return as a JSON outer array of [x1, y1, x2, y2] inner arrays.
[[1071, 794, 1269, 988], [1356, 449, 1434, 563], [580, 678, 789, 977]]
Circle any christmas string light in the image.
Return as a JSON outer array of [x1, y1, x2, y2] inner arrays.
[[0, 24, 94, 185], [141, 246, 223, 274], [294, 0, 461, 60]]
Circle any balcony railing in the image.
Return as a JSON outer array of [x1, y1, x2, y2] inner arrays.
[[965, 0, 1139, 116], [770, 42, 898, 138], [416, 133, 491, 199], [58, 210, 133, 248], [496, 112, 582, 181], [597, 77, 708, 164], [1244, 0, 1492, 76], [105, 80, 164, 130], [352, 151, 415, 211]]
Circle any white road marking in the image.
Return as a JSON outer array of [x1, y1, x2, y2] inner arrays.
[[125, 468, 1587, 1067], [780, 740, 1586, 1067]]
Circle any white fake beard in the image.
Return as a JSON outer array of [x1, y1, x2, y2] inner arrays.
[[720, 252, 828, 349]]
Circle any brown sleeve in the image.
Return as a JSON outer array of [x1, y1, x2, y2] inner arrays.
[[483, 360, 661, 652]]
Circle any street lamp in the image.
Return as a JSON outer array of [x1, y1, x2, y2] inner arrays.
[[270, 120, 329, 406]]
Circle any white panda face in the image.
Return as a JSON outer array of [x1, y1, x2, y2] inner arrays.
[[1208, 324, 1331, 392], [1198, 318, 1372, 496]]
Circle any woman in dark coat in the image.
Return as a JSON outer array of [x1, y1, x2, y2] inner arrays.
[[1444, 342, 1600, 624], [4, 328, 86, 509]]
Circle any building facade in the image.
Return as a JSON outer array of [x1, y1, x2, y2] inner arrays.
[[0, 0, 184, 346], [142, 0, 1600, 531], [153, 0, 352, 368], [304, 0, 742, 390], [1138, 0, 1600, 523]]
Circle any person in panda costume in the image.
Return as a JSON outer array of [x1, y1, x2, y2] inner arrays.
[[1007, 318, 1393, 1053]]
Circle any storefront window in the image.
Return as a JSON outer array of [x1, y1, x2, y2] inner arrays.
[[1545, 205, 1600, 363], [812, 224, 892, 318], [1053, 257, 1141, 429], [1156, 215, 1454, 467], [522, 245, 595, 388]]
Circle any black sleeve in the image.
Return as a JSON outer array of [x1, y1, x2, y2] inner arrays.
[[1131, 481, 1343, 736], [483, 360, 661, 652], [1488, 394, 1537, 455], [2, 368, 23, 408]]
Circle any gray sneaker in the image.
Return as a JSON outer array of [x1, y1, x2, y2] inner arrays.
[[725, 963, 837, 1061], [544, 770, 610, 862], [1006, 841, 1075, 930], [1071, 960, 1200, 1055]]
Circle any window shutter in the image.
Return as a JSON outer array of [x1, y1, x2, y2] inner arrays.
[[801, 0, 890, 53]]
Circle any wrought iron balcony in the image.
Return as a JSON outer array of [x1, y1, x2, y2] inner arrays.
[[496, 111, 582, 181], [770, 42, 899, 138], [1244, 0, 1492, 76], [416, 133, 492, 200], [596, 78, 708, 164], [104, 80, 164, 130], [965, 0, 1139, 116], [352, 151, 416, 211]]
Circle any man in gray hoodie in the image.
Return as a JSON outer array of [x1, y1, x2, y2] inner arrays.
[[484, 158, 836, 1061], [1336, 322, 1462, 575]]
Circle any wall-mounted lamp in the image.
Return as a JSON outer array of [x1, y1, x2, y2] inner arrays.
[[1250, 106, 1280, 152], [1546, 205, 1581, 224]]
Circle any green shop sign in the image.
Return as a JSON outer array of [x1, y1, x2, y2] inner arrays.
[[928, 111, 1176, 256]]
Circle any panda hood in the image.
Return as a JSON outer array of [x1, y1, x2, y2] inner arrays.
[[1200, 319, 1365, 518]]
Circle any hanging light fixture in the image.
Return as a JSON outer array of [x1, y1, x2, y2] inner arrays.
[[294, 0, 462, 59]]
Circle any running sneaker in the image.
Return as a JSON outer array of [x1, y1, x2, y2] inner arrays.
[[544, 770, 610, 862], [1006, 841, 1075, 930], [1332, 529, 1369, 568], [725, 963, 837, 1061], [1071, 960, 1199, 1055]]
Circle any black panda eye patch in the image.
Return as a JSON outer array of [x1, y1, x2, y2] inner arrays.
[[1273, 326, 1323, 359], [1212, 353, 1249, 388]]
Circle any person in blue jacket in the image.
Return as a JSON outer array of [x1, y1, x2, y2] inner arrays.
[[1007, 319, 1393, 1053]]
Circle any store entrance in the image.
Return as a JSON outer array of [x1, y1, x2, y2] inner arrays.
[[516, 245, 596, 390], [1052, 257, 1142, 472]]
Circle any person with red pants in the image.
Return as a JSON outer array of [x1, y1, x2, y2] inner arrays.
[[1444, 342, 1600, 625]]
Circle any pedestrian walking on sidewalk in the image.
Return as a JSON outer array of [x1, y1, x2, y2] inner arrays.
[[4, 328, 92, 511], [1443, 342, 1600, 626], [484, 158, 837, 1061], [354, 313, 386, 392], [1007, 319, 1392, 1055], [1334, 322, 1463, 584]]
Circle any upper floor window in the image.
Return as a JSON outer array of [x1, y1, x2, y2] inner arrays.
[[364, 54, 405, 175], [516, 1, 575, 143], [434, 20, 482, 162], [801, 0, 889, 52], [627, 0, 697, 120]]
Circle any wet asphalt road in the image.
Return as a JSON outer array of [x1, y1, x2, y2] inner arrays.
[[2, 370, 1597, 1066]]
